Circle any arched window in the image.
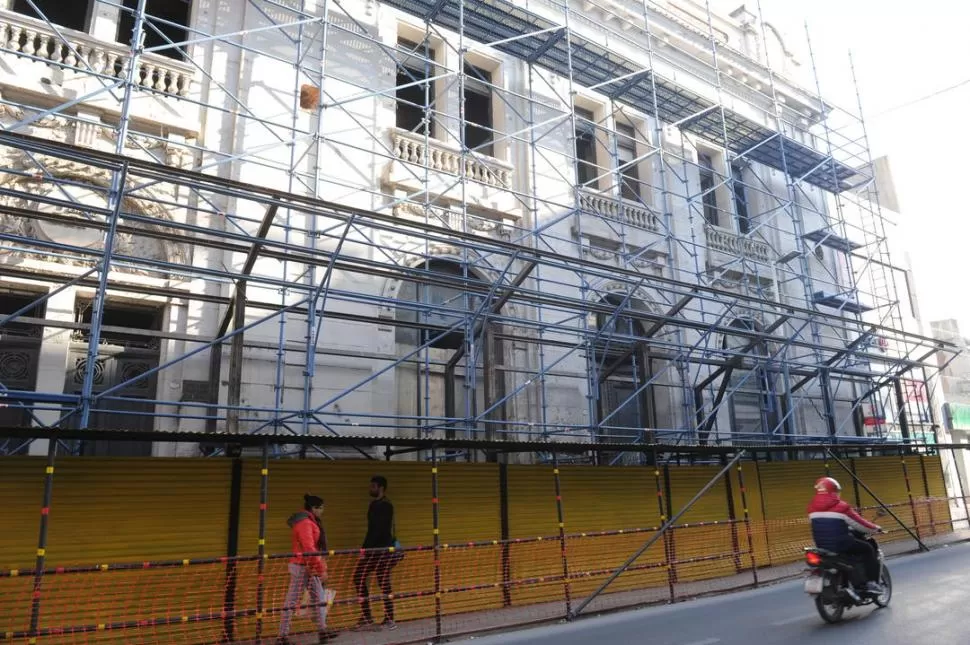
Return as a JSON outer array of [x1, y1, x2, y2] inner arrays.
[[721, 318, 779, 440], [593, 293, 655, 459], [394, 260, 503, 453]]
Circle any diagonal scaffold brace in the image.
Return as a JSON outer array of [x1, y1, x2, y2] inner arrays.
[[569, 450, 748, 619], [824, 448, 929, 552]]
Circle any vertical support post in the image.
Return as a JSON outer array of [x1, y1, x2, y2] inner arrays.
[[894, 379, 911, 442], [918, 454, 937, 536], [28, 438, 57, 639], [720, 453, 742, 573], [256, 441, 269, 640], [222, 454, 244, 643], [551, 453, 571, 615], [849, 456, 862, 507], [951, 447, 970, 527], [652, 448, 674, 601], [735, 458, 758, 587], [752, 453, 772, 567], [663, 463, 678, 585], [226, 284, 246, 434], [820, 368, 837, 438], [498, 462, 511, 607], [431, 446, 442, 640], [898, 448, 921, 540]]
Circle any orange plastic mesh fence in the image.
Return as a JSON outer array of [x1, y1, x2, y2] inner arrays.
[[0, 497, 958, 644]]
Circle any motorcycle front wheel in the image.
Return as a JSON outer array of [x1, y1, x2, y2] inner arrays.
[[874, 565, 892, 608], [815, 595, 845, 624]]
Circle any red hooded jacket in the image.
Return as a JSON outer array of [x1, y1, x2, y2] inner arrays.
[[287, 511, 326, 577], [806, 492, 879, 550]]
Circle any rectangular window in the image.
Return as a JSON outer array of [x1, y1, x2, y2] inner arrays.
[[616, 122, 640, 201], [396, 38, 436, 137], [698, 152, 719, 226], [732, 164, 750, 234], [13, 0, 90, 31], [463, 64, 493, 156], [118, 0, 191, 61], [575, 107, 597, 188]]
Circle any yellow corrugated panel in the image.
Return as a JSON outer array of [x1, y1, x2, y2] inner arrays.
[[234, 460, 502, 637], [559, 466, 666, 597], [726, 462, 766, 570], [2, 457, 232, 644], [853, 456, 908, 507], [235, 460, 431, 635], [917, 455, 951, 536], [437, 463, 502, 617], [506, 465, 563, 607], [0, 457, 45, 570], [758, 460, 826, 564], [666, 466, 735, 582]]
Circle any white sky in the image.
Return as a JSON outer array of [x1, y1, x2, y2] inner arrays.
[[714, 0, 970, 330]]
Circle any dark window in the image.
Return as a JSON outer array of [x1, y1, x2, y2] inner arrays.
[[396, 260, 483, 351], [594, 294, 655, 463], [396, 39, 436, 136], [698, 152, 719, 226], [0, 292, 46, 338], [575, 107, 598, 188], [616, 122, 640, 201], [732, 164, 750, 234], [0, 293, 46, 453], [13, 0, 90, 31], [721, 318, 779, 439], [463, 64, 493, 156], [75, 301, 162, 350], [118, 0, 191, 61]]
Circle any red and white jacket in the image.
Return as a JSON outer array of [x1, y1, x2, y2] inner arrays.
[[287, 510, 326, 577], [807, 492, 879, 550]]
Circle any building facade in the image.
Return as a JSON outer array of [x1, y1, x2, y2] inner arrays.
[[0, 0, 950, 459]]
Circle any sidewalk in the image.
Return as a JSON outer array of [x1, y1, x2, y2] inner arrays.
[[236, 528, 970, 645]]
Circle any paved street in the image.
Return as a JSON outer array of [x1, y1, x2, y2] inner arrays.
[[461, 541, 970, 645]]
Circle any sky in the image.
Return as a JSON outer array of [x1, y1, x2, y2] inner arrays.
[[713, 0, 970, 332]]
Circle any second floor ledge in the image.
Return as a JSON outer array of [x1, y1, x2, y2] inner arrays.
[[390, 128, 513, 190], [705, 225, 772, 264], [0, 10, 194, 98], [385, 128, 520, 219], [579, 189, 661, 233]]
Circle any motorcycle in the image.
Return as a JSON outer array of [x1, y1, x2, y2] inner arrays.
[[803, 530, 893, 623]]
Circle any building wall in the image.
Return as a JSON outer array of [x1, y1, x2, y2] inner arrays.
[[0, 0, 883, 455]]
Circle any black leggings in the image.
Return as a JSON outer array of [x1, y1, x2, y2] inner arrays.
[[354, 553, 395, 622], [842, 538, 880, 583]]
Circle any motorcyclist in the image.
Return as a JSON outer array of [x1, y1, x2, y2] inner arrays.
[[807, 476, 884, 595]]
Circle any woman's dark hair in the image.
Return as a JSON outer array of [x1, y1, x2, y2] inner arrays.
[[304, 493, 324, 510]]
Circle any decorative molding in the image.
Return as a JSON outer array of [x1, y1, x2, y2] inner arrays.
[[0, 150, 188, 277], [392, 202, 510, 240]]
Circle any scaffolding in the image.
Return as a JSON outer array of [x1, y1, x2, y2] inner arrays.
[[0, 0, 958, 459]]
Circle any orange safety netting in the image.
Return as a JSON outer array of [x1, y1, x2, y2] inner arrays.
[[0, 496, 959, 644]]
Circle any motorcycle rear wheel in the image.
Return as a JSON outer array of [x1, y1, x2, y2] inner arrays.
[[815, 595, 845, 624], [874, 565, 892, 608]]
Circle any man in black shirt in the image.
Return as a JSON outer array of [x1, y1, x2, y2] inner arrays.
[[353, 475, 398, 631]]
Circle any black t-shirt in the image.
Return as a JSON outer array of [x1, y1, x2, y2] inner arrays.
[[363, 497, 394, 549]]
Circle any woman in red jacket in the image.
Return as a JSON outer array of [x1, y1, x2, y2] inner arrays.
[[278, 494, 337, 644]]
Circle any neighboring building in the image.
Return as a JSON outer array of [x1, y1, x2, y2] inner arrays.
[[0, 0, 950, 458]]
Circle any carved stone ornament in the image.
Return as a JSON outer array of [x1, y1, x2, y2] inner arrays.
[[0, 152, 188, 277], [592, 280, 663, 314]]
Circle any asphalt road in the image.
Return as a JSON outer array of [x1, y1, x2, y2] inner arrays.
[[460, 541, 970, 645]]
